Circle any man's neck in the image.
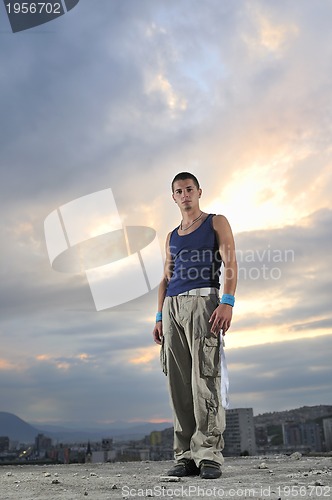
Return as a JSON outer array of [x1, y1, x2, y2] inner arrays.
[[181, 207, 202, 223]]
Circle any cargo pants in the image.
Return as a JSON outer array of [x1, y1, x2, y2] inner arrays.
[[161, 294, 225, 467]]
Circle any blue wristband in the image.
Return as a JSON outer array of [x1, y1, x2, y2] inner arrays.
[[220, 294, 235, 307], [156, 311, 162, 322]]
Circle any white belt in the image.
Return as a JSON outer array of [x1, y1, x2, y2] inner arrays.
[[178, 287, 219, 297]]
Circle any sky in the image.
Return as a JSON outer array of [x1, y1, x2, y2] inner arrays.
[[0, 0, 332, 428]]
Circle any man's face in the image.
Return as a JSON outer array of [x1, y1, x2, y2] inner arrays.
[[172, 179, 202, 210]]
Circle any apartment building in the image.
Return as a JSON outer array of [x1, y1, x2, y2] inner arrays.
[[223, 408, 257, 456]]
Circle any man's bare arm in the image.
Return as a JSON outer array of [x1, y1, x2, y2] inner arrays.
[[210, 215, 238, 335], [152, 232, 173, 345]]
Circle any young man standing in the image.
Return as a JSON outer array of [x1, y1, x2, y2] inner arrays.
[[152, 172, 237, 479]]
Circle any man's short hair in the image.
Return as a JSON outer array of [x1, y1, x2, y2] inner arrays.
[[171, 172, 200, 192]]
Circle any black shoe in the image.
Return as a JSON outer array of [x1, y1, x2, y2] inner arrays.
[[199, 460, 222, 479], [167, 459, 200, 477]]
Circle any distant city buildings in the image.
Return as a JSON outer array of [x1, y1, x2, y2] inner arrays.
[[35, 433, 52, 458], [0, 405, 331, 464], [86, 438, 116, 463], [323, 418, 332, 451], [223, 408, 257, 456], [254, 405, 332, 454], [0, 437, 9, 453], [282, 422, 322, 452]]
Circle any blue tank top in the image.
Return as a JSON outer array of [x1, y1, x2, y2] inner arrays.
[[165, 214, 222, 297]]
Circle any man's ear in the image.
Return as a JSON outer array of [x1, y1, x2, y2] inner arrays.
[[172, 194, 177, 203], [198, 188, 202, 198]]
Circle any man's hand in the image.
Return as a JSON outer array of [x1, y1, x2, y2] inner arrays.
[[153, 321, 163, 345], [209, 304, 233, 336]]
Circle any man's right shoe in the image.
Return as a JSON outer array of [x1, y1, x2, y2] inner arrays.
[[167, 459, 200, 477]]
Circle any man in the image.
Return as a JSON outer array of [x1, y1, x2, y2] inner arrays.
[[152, 172, 237, 479]]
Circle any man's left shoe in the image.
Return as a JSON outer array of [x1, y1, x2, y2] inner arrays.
[[199, 460, 222, 479]]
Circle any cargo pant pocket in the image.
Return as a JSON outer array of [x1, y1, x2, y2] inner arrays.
[[160, 337, 167, 376], [206, 398, 221, 437], [201, 336, 221, 377]]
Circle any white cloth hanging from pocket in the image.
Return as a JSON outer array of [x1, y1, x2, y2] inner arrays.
[[220, 336, 230, 409]]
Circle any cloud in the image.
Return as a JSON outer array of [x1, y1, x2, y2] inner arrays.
[[227, 335, 332, 414], [0, 343, 170, 424]]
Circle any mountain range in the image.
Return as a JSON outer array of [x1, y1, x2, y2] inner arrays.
[[0, 412, 172, 444]]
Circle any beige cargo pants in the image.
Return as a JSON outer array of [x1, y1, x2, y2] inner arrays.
[[161, 294, 225, 467]]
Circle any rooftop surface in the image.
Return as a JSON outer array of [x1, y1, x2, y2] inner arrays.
[[1, 455, 331, 499]]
